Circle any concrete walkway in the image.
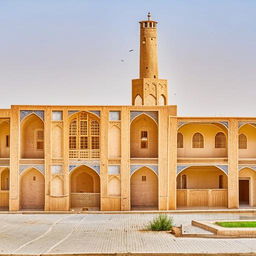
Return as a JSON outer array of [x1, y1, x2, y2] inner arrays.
[[0, 213, 256, 255]]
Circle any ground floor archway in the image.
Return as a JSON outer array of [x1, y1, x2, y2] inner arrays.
[[239, 168, 256, 207], [176, 166, 228, 208], [20, 168, 45, 210], [70, 165, 100, 210], [0, 168, 9, 210], [130, 167, 158, 210]]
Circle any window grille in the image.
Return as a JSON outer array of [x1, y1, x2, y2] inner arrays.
[[80, 137, 88, 149], [69, 136, 77, 149], [91, 120, 99, 135], [239, 134, 247, 149], [177, 133, 183, 148], [92, 137, 99, 149], [192, 133, 204, 148], [80, 121, 88, 136], [69, 112, 100, 158], [69, 120, 77, 136], [215, 132, 226, 148]]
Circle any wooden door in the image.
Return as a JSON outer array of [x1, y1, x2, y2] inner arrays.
[[239, 180, 249, 205], [21, 169, 45, 209]]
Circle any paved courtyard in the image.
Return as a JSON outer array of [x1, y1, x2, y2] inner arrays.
[[0, 212, 256, 255]]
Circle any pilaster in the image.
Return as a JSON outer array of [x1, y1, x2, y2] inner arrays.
[[9, 106, 19, 211], [44, 108, 51, 210], [100, 108, 109, 210], [168, 116, 177, 209], [158, 108, 169, 210], [63, 109, 70, 210], [120, 107, 130, 210], [228, 119, 239, 208]]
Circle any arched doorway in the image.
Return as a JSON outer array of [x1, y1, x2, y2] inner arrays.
[[20, 168, 45, 210], [0, 120, 10, 158], [21, 114, 44, 159], [130, 114, 158, 158], [131, 167, 158, 210], [239, 168, 256, 207], [70, 165, 100, 210], [176, 166, 228, 208], [0, 168, 9, 210]]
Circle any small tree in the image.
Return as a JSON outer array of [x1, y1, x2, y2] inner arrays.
[[147, 214, 173, 231]]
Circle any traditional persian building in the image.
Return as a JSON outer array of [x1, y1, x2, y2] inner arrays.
[[0, 14, 255, 211]]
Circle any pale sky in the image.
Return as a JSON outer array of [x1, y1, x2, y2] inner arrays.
[[0, 0, 255, 116]]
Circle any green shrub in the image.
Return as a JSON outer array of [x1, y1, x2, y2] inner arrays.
[[147, 214, 173, 231]]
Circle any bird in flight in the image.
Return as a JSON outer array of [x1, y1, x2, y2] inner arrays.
[[129, 49, 134, 52]]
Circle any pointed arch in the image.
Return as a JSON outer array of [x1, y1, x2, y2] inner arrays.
[[239, 134, 247, 149], [108, 176, 121, 196], [192, 132, 204, 148], [1, 168, 9, 190], [108, 124, 121, 158], [52, 124, 63, 159], [131, 167, 158, 209], [134, 94, 142, 106], [0, 120, 10, 158], [70, 165, 100, 209], [130, 113, 158, 158], [20, 168, 45, 209], [159, 94, 166, 106], [177, 132, 183, 148], [145, 94, 156, 106], [21, 114, 44, 159], [215, 132, 226, 148], [51, 176, 64, 196]]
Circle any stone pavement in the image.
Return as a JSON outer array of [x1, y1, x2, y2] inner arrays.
[[0, 212, 256, 255]]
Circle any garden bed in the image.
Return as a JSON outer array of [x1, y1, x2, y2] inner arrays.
[[216, 221, 256, 228]]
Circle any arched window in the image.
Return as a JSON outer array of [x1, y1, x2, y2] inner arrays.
[[192, 133, 204, 148], [177, 133, 183, 148], [215, 132, 226, 148], [134, 95, 142, 106], [69, 112, 100, 159], [239, 134, 247, 149], [159, 94, 166, 106]]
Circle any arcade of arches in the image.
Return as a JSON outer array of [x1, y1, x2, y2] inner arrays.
[[2, 14, 256, 212]]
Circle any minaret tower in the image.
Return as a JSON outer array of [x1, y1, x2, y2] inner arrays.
[[132, 13, 168, 106]]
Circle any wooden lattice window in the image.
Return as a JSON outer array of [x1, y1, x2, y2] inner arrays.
[[177, 133, 183, 148], [192, 132, 204, 148], [36, 130, 44, 150], [239, 134, 247, 149], [215, 132, 226, 148], [69, 112, 100, 157]]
